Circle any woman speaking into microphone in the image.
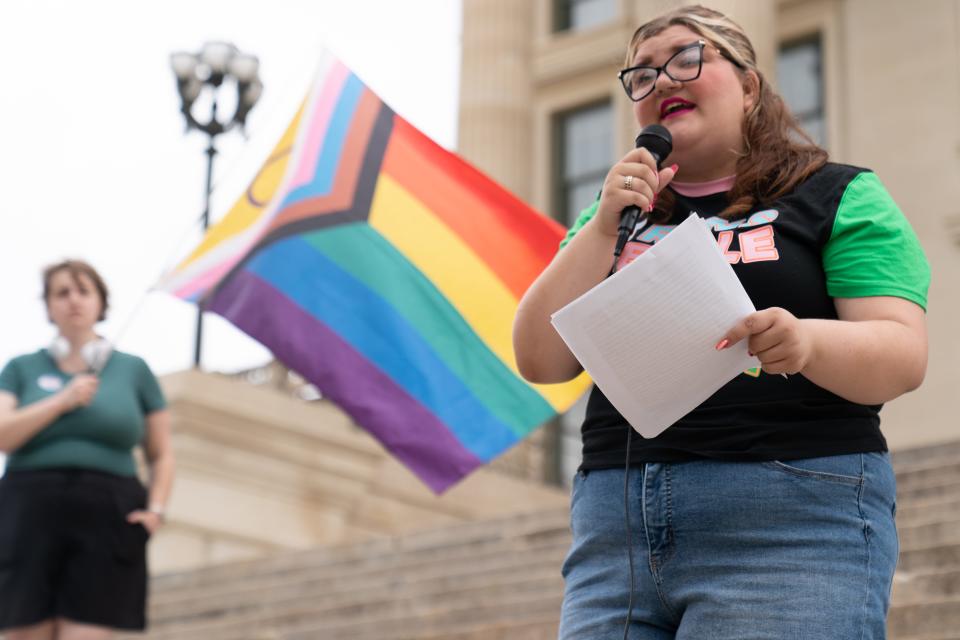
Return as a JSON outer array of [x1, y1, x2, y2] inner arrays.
[[514, 5, 929, 639], [0, 259, 174, 640]]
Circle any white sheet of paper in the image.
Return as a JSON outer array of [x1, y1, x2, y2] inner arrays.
[[550, 214, 760, 438]]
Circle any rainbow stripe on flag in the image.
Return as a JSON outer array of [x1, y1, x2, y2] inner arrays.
[[159, 52, 590, 493]]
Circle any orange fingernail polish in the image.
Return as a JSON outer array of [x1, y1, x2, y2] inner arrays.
[[715, 339, 728, 351]]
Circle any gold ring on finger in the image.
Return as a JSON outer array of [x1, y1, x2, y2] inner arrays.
[[623, 175, 634, 191]]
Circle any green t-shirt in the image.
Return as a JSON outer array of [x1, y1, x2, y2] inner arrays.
[[561, 170, 929, 308], [0, 349, 166, 476]]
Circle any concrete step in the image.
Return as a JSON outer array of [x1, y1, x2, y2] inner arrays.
[[892, 567, 960, 603], [897, 517, 960, 549], [282, 617, 560, 640], [141, 587, 563, 640], [892, 441, 960, 469], [390, 616, 558, 640], [897, 496, 960, 525], [897, 479, 960, 503], [284, 591, 564, 640], [340, 617, 560, 640], [888, 596, 960, 637], [150, 542, 563, 616], [151, 507, 570, 591], [151, 520, 568, 596], [148, 531, 570, 618], [899, 542, 960, 573], [898, 461, 960, 494], [149, 550, 565, 627]]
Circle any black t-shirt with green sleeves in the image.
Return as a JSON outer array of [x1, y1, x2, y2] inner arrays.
[[0, 349, 166, 476], [560, 163, 931, 469]]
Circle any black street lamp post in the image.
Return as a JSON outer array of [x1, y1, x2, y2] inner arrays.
[[170, 42, 263, 369]]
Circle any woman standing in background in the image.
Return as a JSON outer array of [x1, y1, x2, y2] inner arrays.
[[0, 259, 175, 640]]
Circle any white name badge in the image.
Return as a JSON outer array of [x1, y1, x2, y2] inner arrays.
[[37, 375, 64, 392]]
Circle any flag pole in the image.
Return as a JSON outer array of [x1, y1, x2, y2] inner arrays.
[[194, 121, 217, 368]]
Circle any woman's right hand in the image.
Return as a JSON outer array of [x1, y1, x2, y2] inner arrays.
[[57, 374, 99, 412], [513, 148, 676, 384], [594, 147, 678, 237]]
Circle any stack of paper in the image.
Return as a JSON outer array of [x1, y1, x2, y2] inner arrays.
[[550, 214, 760, 438]]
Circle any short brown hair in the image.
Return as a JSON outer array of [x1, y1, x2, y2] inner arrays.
[[627, 5, 828, 221], [42, 259, 110, 322]]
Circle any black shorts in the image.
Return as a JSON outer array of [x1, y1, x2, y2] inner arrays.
[[0, 467, 150, 631]]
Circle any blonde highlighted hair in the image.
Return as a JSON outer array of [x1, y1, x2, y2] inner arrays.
[[627, 5, 827, 221]]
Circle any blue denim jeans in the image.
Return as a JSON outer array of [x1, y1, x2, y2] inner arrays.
[[558, 453, 898, 639]]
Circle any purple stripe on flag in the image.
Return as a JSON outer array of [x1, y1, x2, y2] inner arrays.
[[208, 268, 483, 493]]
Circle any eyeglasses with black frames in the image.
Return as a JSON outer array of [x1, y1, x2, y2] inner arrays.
[[618, 40, 710, 102]]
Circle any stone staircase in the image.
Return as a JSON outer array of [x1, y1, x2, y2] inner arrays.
[[126, 509, 570, 640], [888, 441, 960, 639], [119, 442, 960, 640]]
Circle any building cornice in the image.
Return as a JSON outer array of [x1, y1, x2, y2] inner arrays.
[[533, 22, 634, 87]]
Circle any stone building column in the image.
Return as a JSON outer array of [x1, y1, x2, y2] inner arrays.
[[458, 0, 535, 201]]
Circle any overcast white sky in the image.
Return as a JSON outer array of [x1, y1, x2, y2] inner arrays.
[[0, 0, 462, 376]]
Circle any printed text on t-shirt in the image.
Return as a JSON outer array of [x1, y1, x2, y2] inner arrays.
[[617, 210, 780, 270]]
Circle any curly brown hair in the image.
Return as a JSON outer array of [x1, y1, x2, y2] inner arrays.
[[626, 5, 828, 222]]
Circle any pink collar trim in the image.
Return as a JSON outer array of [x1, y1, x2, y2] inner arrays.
[[671, 175, 736, 197]]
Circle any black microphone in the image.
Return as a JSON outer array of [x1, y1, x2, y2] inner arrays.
[[613, 124, 673, 261]]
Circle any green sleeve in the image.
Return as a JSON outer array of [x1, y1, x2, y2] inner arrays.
[[822, 172, 930, 310], [0, 358, 22, 397], [136, 358, 167, 414], [559, 200, 600, 249]]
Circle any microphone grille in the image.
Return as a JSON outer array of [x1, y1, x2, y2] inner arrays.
[[635, 124, 673, 168]]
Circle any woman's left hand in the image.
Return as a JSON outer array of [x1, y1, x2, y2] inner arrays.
[[126, 509, 163, 536], [718, 307, 814, 375]]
